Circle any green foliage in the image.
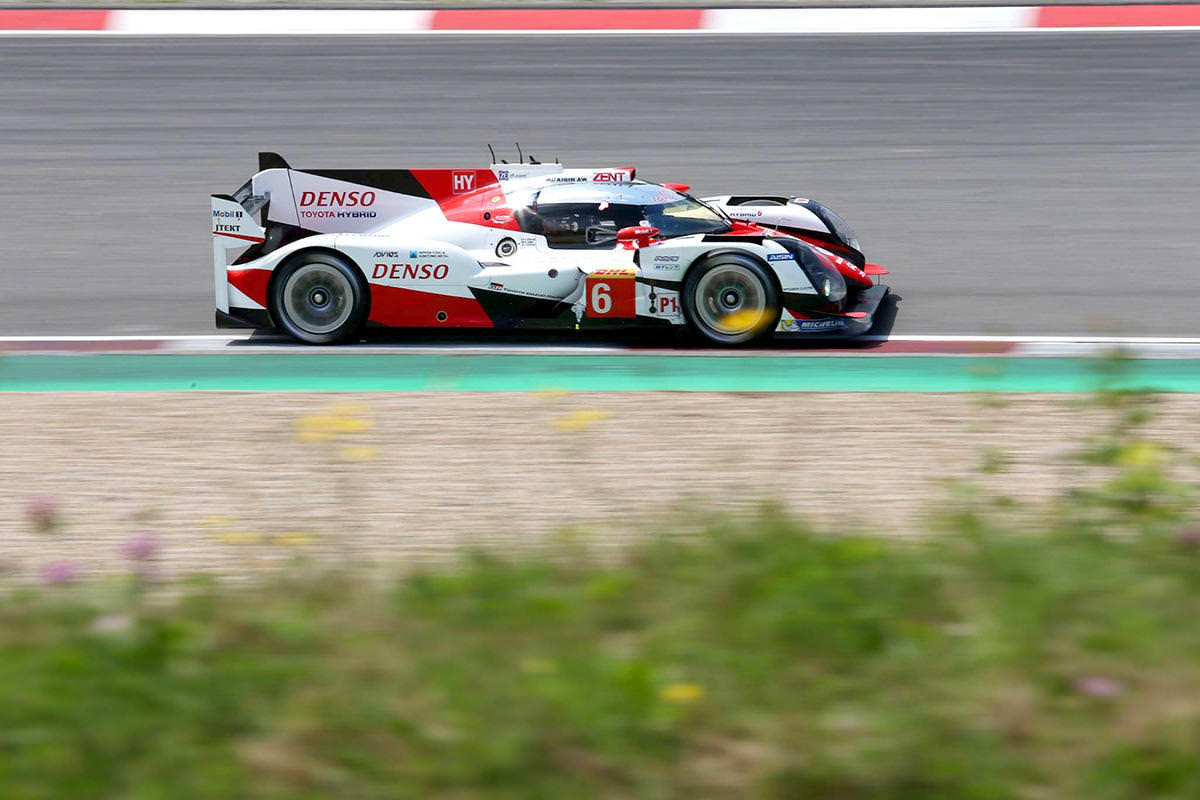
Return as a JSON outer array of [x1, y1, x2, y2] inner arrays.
[[4, 501, 1200, 799], [3, 380, 1200, 799]]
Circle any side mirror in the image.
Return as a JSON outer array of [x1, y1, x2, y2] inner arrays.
[[616, 225, 660, 249]]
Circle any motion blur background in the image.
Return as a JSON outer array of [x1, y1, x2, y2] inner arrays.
[[1, 23, 1199, 334], [3, 4, 1200, 799]]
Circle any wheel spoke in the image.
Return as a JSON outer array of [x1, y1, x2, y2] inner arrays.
[[694, 265, 767, 336], [283, 263, 354, 335]]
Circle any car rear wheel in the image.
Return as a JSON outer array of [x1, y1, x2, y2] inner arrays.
[[682, 254, 780, 346], [271, 252, 369, 344]]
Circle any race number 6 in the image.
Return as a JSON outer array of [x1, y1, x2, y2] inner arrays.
[[591, 282, 612, 315], [585, 269, 636, 318]]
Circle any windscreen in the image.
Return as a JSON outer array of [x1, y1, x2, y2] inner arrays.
[[516, 182, 730, 248]]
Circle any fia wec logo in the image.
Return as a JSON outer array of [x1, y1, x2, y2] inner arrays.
[[452, 171, 476, 194]]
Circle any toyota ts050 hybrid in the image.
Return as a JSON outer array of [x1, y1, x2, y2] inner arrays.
[[211, 152, 890, 345]]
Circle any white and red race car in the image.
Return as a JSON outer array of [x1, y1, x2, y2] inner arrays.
[[212, 153, 889, 345]]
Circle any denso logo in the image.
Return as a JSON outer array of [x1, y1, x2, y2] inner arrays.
[[372, 263, 450, 280], [298, 190, 376, 207]]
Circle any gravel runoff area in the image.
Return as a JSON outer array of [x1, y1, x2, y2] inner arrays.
[[3, 391, 1200, 582]]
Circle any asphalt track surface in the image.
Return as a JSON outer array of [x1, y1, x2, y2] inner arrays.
[[1, 33, 1198, 338]]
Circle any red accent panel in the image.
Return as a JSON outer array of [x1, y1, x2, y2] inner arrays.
[[1037, 4, 1200, 27], [0, 10, 109, 29], [213, 231, 265, 243], [409, 169, 521, 231], [368, 284, 494, 328], [813, 248, 873, 289], [725, 220, 768, 235], [864, 264, 889, 276], [410, 169, 497, 203], [227, 268, 271, 308], [430, 9, 703, 30], [585, 270, 637, 319]]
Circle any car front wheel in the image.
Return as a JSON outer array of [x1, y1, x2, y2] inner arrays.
[[681, 254, 780, 346]]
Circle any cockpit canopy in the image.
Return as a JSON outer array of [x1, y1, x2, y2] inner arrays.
[[511, 182, 731, 249]]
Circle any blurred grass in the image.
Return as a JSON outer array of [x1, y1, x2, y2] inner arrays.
[[3, 376, 1200, 798], [4, 505, 1200, 797]]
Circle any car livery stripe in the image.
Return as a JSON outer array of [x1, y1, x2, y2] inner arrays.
[[227, 268, 271, 308], [213, 231, 266, 243], [368, 285, 494, 329]]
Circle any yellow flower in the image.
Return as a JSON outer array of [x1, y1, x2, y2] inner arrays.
[[534, 388, 570, 400], [200, 516, 239, 527], [294, 412, 372, 442], [216, 529, 264, 545], [328, 402, 367, 416], [660, 683, 705, 704], [273, 532, 316, 547], [1116, 441, 1166, 468], [340, 445, 381, 461], [551, 409, 611, 431]]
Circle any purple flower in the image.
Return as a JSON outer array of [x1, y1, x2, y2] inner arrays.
[[38, 561, 79, 585], [24, 495, 60, 534], [1173, 525, 1200, 549], [1073, 676, 1125, 700], [121, 533, 161, 562]]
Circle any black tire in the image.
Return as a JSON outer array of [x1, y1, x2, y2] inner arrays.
[[270, 252, 369, 344], [681, 253, 780, 346]]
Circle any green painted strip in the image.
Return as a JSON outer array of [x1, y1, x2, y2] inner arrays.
[[1, 353, 1199, 392]]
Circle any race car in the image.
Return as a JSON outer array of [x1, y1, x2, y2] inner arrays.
[[211, 152, 890, 345]]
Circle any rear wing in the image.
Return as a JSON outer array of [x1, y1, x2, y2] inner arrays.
[[211, 194, 265, 314]]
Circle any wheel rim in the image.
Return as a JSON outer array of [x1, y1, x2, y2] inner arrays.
[[694, 264, 768, 336], [282, 262, 354, 335]]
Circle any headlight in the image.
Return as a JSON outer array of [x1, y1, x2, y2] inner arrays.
[[776, 239, 846, 303]]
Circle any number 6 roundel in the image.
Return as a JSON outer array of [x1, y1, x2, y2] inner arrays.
[[585, 269, 637, 318]]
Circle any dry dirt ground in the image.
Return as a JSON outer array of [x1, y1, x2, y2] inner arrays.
[[2, 392, 1199, 581]]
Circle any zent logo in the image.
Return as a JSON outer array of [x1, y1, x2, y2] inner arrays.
[[452, 171, 476, 194]]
